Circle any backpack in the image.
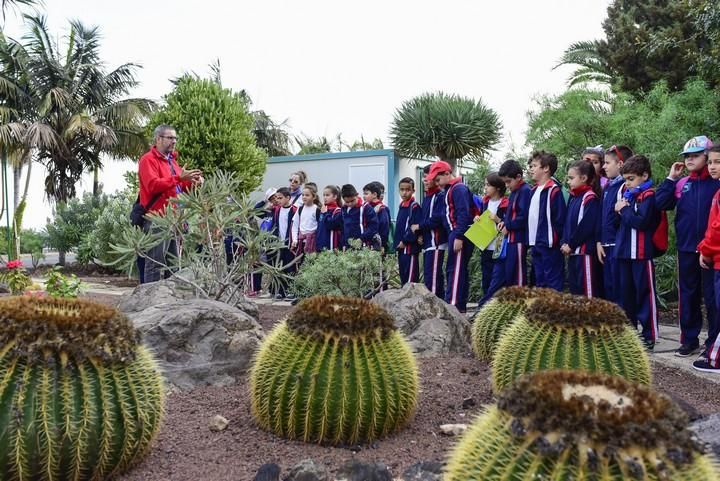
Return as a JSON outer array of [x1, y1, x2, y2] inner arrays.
[[130, 193, 162, 227], [652, 210, 669, 257]]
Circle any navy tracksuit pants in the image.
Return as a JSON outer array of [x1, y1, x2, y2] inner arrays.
[[480, 249, 495, 295], [601, 246, 619, 304], [677, 251, 718, 347], [269, 247, 296, 297], [479, 256, 506, 307], [423, 249, 445, 298], [398, 252, 420, 286], [531, 246, 564, 291], [445, 238, 474, 312], [504, 242, 528, 287], [568, 254, 600, 298], [617, 258, 659, 342]]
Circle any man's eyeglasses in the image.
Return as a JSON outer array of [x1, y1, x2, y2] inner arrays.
[[160, 135, 178, 141]]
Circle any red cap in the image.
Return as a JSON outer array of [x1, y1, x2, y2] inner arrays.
[[425, 160, 452, 181]]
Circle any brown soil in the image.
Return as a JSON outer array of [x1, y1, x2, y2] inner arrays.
[[114, 302, 720, 481]]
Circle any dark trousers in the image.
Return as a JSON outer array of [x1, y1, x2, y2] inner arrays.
[[617, 258, 659, 342], [423, 249, 445, 298], [568, 254, 600, 298], [445, 238, 474, 312], [531, 245, 564, 291], [137, 256, 145, 284], [398, 252, 420, 286], [142, 220, 177, 283], [677, 251, 718, 347], [601, 247, 619, 304], [504, 242, 528, 287], [480, 249, 496, 295], [269, 247, 296, 297], [479, 255, 506, 307]]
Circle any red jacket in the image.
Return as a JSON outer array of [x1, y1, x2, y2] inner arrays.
[[698, 189, 720, 269], [138, 146, 193, 215]]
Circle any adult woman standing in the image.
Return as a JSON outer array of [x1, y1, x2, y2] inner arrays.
[[289, 170, 307, 208]]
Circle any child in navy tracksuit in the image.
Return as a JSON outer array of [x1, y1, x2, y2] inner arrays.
[[317, 185, 343, 251], [395, 177, 422, 285], [269, 187, 298, 299], [614, 155, 661, 349], [497, 159, 532, 288], [527, 151, 566, 291], [340, 184, 379, 249], [427, 160, 474, 312], [476, 173, 508, 297], [364, 181, 390, 252], [656, 136, 720, 357], [695, 145, 720, 373], [413, 165, 448, 298], [561, 160, 601, 297], [597, 145, 632, 304]]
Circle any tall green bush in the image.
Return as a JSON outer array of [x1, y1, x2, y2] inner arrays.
[[150, 76, 267, 193], [45, 192, 108, 261]]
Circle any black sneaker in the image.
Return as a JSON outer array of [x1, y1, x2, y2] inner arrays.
[[285, 294, 297, 301], [692, 358, 720, 373], [643, 339, 655, 351], [675, 341, 701, 357], [273, 293, 284, 300]]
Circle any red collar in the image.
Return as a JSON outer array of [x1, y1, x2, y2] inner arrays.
[[511, 180, 526, 192], [400, 197, 415, 208], [426, 186, 440, 196], [353, 198, 363, 208], [325, 202, 338, 210], [448, 177, 462, 187], [570, 184, 593, 197], [691, 165, 711, 180], [535, 179, 555, 189], [369, 200, 384, 208]]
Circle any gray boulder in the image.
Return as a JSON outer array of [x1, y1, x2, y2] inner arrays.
[[336, 461, 392, 481], [373, 283, 471, 356], [284, 459, 329, 481], [401, 462, 442, 481], [129, 299, 264, 390], [690, 412, 720, 459], [118, 271, 259, 321]]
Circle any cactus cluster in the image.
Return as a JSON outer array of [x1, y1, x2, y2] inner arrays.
[[446, 370, 719, 480], [492, 294, 651, 392], [471, 286, 558, 361], [0, 296, 164, 481], [250, 295, 419, 445]]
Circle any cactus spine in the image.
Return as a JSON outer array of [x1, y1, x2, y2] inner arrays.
[[250, 296, 419, 444], [0, 296, 164, 481], [471, 286, 558, 361], [446, 370, 720, 481], [492, 294, 650, 392]]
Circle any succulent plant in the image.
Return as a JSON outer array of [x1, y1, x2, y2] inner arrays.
[[0, 296, 164, 481], [250, 296, 419, 445], [446, 370, 719, 480], [471, 286, 558, 361], [492, 294, 651, 392]]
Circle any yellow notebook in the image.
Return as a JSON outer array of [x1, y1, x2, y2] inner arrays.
[[464, 210, 499, 250]]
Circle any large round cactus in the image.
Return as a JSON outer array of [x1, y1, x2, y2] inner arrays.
[[0, 296, 164, 481], [250, 296, 419, 445], [471, 286, 558, 361], [446, 370, 720, 480], [492, 294, 650, 392]]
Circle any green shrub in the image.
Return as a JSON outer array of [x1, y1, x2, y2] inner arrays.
[[292, 240, 397, 298], [44, 266, 84, 298], [446, 370, 719, 480], [250, 296, 418, 444], [45, 192, 108, 259], [0, 296, 164, 479], [78, 189, 135, 269]]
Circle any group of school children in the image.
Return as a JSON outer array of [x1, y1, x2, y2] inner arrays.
[[254, 137, 720, 374]]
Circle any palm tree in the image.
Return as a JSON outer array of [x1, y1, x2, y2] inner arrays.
[[0, 14, 154, 260], [390, 92, 501, 172], [252, 110, 292, 157], [1, 0, 37, 22], [553, 40, 614, 87]]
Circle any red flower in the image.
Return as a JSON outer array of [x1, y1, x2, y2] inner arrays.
[[6, 260, 22, 269]]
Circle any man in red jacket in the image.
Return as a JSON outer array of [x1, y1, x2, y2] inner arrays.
[[139, 124, 202, 283]]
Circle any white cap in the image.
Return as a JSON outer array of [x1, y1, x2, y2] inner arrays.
[[264, 187, 278, 201]]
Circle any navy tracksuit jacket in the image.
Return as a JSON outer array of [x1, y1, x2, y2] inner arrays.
[[342, 199, 379, 249], [443, 177, 475, 312], [420, 187, 447, 298], [562, 186, 600, 297], [615, 187, 661, 342], [598, 175, 625, 304], [528, 179, 566, 291], [369, 200, 391, 252], [655, 167, 720, 347], [394, 198, 422, 285], [477, 196, 509, 301], [502, 181, 532, 288], [317, 203, 343, 251]]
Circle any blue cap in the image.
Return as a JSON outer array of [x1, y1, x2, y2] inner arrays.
[[681, 136, 713, 155]]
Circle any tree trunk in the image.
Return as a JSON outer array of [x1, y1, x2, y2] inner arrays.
[[93, 168, 99, 197], [12, 155, 33, 258], [58, 250, 65, 266]]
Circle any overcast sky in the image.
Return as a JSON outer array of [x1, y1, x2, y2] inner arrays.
[[3, 0, 611, 229]]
